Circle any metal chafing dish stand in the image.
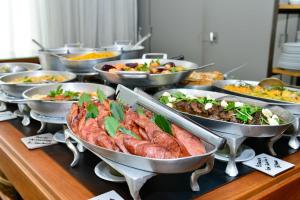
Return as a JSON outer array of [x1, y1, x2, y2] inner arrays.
[[154, 89, 295, 177], [0, 92, 30, 126], [64, 85, 225, 200], [213, 80, 300, 150]]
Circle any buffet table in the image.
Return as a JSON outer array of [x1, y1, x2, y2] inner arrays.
[[0, 115, 300, 200]]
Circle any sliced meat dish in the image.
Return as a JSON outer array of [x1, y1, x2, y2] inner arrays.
[[123, 137, 177, 159], [172, 124, 206, 155]]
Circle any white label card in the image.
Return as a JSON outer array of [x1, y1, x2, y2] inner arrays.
[[89, 190, 124, 200], [242, 153, 294, 177], [21, 133, 58, 149], [0, 111, 17, 121]]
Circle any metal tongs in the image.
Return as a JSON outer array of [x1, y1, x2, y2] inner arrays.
[[116, 85, 225, 149]]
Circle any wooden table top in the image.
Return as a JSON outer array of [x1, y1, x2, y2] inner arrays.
[[0, 117, 300, 200]]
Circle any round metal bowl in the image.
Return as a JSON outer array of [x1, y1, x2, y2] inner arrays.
[[59, 51, 121, 73], [93, 59, 199, 88], [0, 70, 77, 98], [38, 47, 95, 71], [23, 82, 115, 118], [154, 89, 295, 137], [0, 62, 41, 76]]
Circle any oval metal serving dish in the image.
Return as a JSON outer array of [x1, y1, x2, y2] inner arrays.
[[154, 89, 295, 137], [66, 126, 215, 173], [0, 62, 41, 76], [213, 79, 300, 115], [60, 51, 121, 73], [23, 82, 115, 118], [65, 85, 225, 173], [93, 59, 199, 87], [0, 71, 76, 98]]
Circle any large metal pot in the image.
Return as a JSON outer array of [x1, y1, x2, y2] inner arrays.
[[0, 71, 76, 98], [101, 41, 144, 59], [38, 47, 95, 71]]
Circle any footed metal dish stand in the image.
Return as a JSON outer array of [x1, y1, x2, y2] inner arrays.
[[64, 129, 214, 200], [0, 91, 30, 126]]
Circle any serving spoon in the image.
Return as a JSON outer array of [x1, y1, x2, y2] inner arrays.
[[258, 77, 300, 89]]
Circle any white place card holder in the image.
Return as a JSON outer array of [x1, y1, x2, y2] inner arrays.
[[89, 190, 124, 200], [0, 111, 17, 121], [21, 133, 58, 149], [242, 153, 294, 177]]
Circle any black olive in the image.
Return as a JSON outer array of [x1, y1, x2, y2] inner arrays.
[[164, 62, 175, 67], [102, 64, 115, 71], [125, 63, 138, 68]]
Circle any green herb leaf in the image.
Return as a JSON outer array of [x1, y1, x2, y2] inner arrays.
[[136, 106, 145, 115], [153, 114, 172, 135], [86, 103, 99, 120], [96, 88, 107, 103], [159, 96, 170, 104], [110, 102, 124, 121], [48, 85, 63, 97], [78, 93, 91, 106], [119, 127, 141, 140], [104, 116, 119, 137], [172, 91, 186, 100], [63, 90, 80, 99]]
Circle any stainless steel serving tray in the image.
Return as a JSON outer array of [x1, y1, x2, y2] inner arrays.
[[23, 83, 115, 118], [154, 89, 295, 137], [60, 51, 121, 73], [93, 59, 200, 87], [66, 85, 225, 173], [213, 80, 300, 115], [0, 62, 41, 76], [0, 70, 76, 98]]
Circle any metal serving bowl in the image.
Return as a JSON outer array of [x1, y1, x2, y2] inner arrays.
[[23, 82, 115, 118], [59, 51, 121, 73], [0, 71, 76, 98], [154, 89, 295, 137], [93, 59, 200, 88], [0, 62, 41, 76]]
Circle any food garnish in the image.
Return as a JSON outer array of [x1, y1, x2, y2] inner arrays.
[[102, 59, 186, 74]]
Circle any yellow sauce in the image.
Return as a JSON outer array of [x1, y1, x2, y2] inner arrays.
[[67, 52, 116, 61]]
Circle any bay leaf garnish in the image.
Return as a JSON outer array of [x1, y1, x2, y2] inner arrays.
[[104, 116, 119, 137], [110, 102, 125, 121], [96, 88, 107, 103], [119, 127, 141, 140], [153, 114, 172, 135]]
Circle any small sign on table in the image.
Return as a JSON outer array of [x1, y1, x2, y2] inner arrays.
[[21, 133, 58, 149], [243, 153, 294, 177]]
